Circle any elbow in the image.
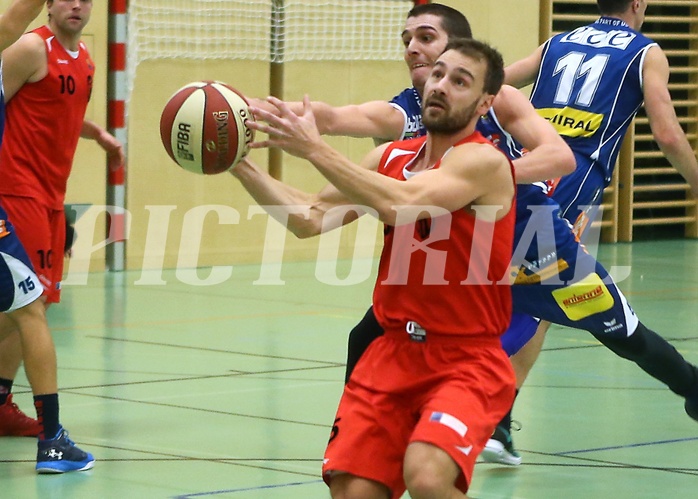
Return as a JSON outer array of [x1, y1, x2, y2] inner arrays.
[[294, 228, 320, 239], [289, 221, 322, 239], [280, 212, 323, 239], [653, 129, 683, 155], [375, 201, 411, 228], [374, 198, 404, 226]]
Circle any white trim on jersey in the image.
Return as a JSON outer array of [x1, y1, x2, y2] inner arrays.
[[590, 47, 650, 168], [389, 102, 410, 141], [1, 251, 42, 313]]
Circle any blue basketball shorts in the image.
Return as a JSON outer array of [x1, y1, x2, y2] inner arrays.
[[501, 197, 638, 356], [0, 206, 42, 313]]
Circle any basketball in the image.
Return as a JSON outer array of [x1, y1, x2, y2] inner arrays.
[[159, 81, 254, 175]]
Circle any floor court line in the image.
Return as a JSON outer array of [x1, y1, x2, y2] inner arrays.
[[172, 480, 325, 498], [55, 391, 333, 428], [556, 435, 698, 455], [2, 240, 696, 498], [92, 335, 344, 365], [51, 364, 340, 391]]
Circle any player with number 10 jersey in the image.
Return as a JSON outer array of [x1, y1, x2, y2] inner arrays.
[[0, 24, 94, 303]]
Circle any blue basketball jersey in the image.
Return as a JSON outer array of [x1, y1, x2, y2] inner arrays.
[[477, 109, 575, 265], [530, 17, 656, 184], [388, 87, 425, 140]]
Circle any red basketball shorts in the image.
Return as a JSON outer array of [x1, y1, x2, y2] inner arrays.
[[322, 329, 515, 498], [0, 195, 65, 303]]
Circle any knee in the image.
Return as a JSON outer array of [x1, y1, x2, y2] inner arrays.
[[6, 299, 49, 334], [404, 468, 443, 499], [595, 322, 648, 361], [329, 472, 390, 499], [404, 443, 459, 499]]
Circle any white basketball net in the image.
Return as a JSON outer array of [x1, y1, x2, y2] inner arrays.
[[127, 0, 413, 66]]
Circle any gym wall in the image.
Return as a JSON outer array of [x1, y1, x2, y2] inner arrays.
[[1, 1, 539, 273]]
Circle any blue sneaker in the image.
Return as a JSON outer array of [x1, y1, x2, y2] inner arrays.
[[36, 426, 95, 473]]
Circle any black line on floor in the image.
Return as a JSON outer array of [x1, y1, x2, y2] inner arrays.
[[58, 390, 332, 428], [522, 449, 698, 476], [91, 335, 343, 366], [55, 363, 341, 391]]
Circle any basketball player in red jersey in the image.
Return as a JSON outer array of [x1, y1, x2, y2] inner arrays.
[[0, 0, 123, 441], [0, 0, 95, 473], [248, 38, 516, 499]]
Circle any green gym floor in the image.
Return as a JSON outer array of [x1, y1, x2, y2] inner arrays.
[[1, 239, 697, 498]]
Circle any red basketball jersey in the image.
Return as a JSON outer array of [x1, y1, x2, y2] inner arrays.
[[0, 25, 95, 209], [372, 132, 516, 338]]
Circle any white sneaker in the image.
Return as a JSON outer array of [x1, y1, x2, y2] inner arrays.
[[480, 426, 522, 466]]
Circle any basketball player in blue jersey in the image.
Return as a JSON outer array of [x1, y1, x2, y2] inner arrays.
[[246, 4, 574, 186], [0, 0, 94, 473], [236, 1, 698, 467], [508, 0, 698, 231], [494, 0, 698, 462]]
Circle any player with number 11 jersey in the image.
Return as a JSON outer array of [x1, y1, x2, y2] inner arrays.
[[528, 16, 656, 224]]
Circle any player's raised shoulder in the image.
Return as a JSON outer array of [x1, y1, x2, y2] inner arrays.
[[449, 139, 510, 172], [444, 140, 512, 186], [8, 29, 44, 53], [441, 141, 513, 220], [1, 31, 47, 100]]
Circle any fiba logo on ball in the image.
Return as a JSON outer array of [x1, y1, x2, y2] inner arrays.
[[160, 81, 255, 175]]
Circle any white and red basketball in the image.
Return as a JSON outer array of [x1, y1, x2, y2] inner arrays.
[[160, 81, 254, 175]]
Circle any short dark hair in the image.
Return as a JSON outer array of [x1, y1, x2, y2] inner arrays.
[[407, 3, 473, 40], [597, 0, 633, 15], [443, 38, 504, 95]]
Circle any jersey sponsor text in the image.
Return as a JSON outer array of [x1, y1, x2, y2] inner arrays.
[[561, 26, 636, 50], [537, 107, 603, 138]]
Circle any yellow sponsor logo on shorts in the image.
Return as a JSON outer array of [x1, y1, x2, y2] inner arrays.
[[552, 273, 614, 321], [511, 258, 570, 285], [537, 107, 604, 138]]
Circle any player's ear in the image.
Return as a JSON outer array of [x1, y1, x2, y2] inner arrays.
[[476, 93, 496, 116]]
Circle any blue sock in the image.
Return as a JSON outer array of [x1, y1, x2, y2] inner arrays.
[[34, 393, 59, 440]]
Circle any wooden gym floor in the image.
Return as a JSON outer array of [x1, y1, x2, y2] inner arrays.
[[1, 239, 697, 498]]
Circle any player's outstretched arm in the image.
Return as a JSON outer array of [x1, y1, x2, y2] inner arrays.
[[493, 85, 575, 184], [0, 0, 45, 53], [403, 143, 515, 221], [248, 96, 405, 141], [231, 157, 364, 239], [249, 95, 514, 224], [642, 46, 698, 198], [504, 45, 544, 89], [249, 95, 417, 224]]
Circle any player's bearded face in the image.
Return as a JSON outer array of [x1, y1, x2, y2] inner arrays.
[[422, 94, 481, 134]]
